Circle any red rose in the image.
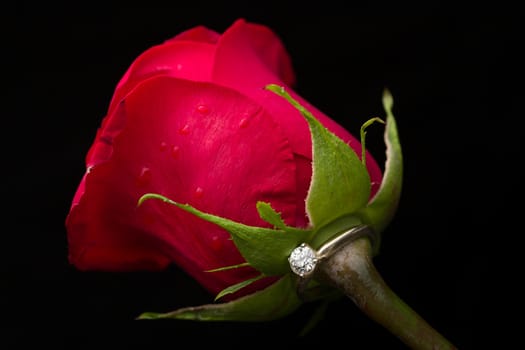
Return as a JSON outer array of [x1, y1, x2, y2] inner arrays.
[[66, 18, 382, 298]]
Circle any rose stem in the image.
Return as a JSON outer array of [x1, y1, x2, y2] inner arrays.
[[317, 237, 457, 350]]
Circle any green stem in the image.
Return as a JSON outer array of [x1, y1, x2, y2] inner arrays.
[[317, 238, 457, 350]]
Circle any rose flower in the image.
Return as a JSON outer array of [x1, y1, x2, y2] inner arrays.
[[66, 18, 382, 300]]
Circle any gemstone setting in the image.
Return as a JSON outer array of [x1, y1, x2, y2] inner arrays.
[[288, 243, 318, 277]]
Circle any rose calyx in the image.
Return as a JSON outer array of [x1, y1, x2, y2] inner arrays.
[[136, 84, 403, 324]]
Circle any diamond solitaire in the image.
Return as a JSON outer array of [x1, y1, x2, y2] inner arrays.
[[288, 243, 318, 277]]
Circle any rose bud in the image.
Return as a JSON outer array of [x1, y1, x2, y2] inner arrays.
[[71, 18, 455, 349], [65, 18, 383, 301]]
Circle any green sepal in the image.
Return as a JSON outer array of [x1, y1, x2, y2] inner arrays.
[[309, 213, 362, 249], [205, 262, 250, 272], [359, 88, 403, 235], [256, 201, 287, 230], [256, 201, 312, 236], [137, 274, 302, 322], [265, 84, 371, 229], [360, 117, 385, 167], [138, 193, 309, 276], [298, 298, 332, 337], [214, 274, 265, 301]]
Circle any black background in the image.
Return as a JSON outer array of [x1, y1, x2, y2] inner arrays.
[[7, 3, 520, 349]]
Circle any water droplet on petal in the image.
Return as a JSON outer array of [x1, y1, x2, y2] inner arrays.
[[155, 65, 171, 73], [171, 145, 180, 159], [210, 235, 222, 252], [179, 124, 190, 135], [196, 104, 209, 115], [239, 118, 249, 128], [194, 187, 204, 198], [159, 141, 168, 152], [137, 167, 152, 186]]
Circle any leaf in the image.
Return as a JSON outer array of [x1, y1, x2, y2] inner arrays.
[[265, 84, 371, 229], [359, 88, 403, 237], [138, 193, 309, 275], [137, 274, 302, 322]]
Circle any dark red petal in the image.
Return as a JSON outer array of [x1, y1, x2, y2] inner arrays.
[[226, 19, 295, 86], [108, 40, 216, 118], [213, 19, 383, 196], [165, 25, 220, 44], [66, 76, 298, 296], [293, 153, 313, 228]]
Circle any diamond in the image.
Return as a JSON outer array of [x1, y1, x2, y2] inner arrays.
[[288, 243, 318, 277]]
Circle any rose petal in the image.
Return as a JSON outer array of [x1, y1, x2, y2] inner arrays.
[[213, 19, 383, 196], [165, 25, 220, 44], [110, 25, 219, 117], [222, 19, 295, 86], [109, 41, 216, 118], [67, 76, 298, 295]]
